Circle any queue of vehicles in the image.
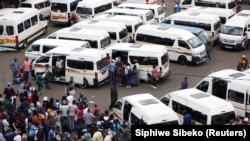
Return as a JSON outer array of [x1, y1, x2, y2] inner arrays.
[[1, 0, 249, 125]]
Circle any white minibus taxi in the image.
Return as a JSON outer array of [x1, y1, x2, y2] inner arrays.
[[125, 0, 158, 4], [72, 20, 129, 43], [219, 10, 250, 50], [32, 47, 109, 88], [113, 93, 180, 125], [19, 0, 51, 19], [75, 0, 116, 21], [160, 88, 236, 125], [161, 11, 221, 42], [0, 8, 16, 16], [0, 8, 48, 49], [179, 0, 237, 12], [93, 14, 143, 36], [134, 25, 207, 65], [104, 8, 154, 24], [46, 27, 111, 49], [25, 38, 91, 62], [105, 43, 171, 81], [50, 0, 80, 25], [185, 6, 234, 24], [194, 69, 250, 118], [117, 3, 165, 23]]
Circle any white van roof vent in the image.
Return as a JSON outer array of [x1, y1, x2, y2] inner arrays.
[[228, 72, 245, 78], [13, 11, 24, 14], [71, 48, 85, 52], [139, 99, 159, 106], [237, 13, 250, 17], [88, 20, 99, 24], [105, 14, 116, 18], [130, 44, 143, 48], [69, 27, 82, 32], [189, 12, 200, 16], [191, 93, 210, 99], [157, 26, 169, 30]]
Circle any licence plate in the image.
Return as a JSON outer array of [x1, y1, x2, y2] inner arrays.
[[225, 46, 232, 49]]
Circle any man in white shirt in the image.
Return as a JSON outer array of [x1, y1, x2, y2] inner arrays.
[[55, 58, 63, 80]]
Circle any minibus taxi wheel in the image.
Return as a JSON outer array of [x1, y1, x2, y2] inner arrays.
[[243, 0, 249, 5], [178, 56, 188, 65], [79, 79, 88, 89]]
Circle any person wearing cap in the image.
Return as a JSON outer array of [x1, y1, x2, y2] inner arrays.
[[240, 55, 249, 71]]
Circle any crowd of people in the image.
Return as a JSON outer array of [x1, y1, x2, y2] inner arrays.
[[0, 79, 131, 141]]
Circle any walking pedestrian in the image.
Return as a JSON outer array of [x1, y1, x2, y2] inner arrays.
[[206, 35, 213, 61], [128, 36, 135, 43], [43, 64, 51, 89], [109, 84, 118, 111], [10, 58, 19, 84], [173, 2, 181, 13], [151, 65, 160, 89], [23, 57, 31, 83], [179, 77, 188, 89]]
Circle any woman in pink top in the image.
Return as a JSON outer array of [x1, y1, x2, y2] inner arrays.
[[23, 57, 31, 83]]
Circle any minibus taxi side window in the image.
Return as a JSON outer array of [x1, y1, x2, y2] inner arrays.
[[183, 0, 192, 4], [36, 56, 50, 63], [0, 25, 3, 35], [130, 112, 141, 125], [178, 40, 190, 49], [160, 19, 171, 24], [114, 101, 123, 110], [6, 26, 14, 35], [160, 96, 170, 106], [17, 23, 24, 33]]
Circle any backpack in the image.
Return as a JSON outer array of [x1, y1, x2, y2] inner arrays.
[[28, 127, 36, 138]]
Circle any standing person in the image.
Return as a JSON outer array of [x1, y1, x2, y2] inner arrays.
[[179, 77, 189, 89], [23, 57, 32, 83], [151, 65, 160, 89], [183, 110, 192, 125], [173, 2, 181, 13], [128, 36, 135, 43], [10, 58, 19, 84], [54, 58, 63, 80], [247, 27, 250, 49], [36, 73, 44, 94], [109, 59, 116, 85], [133, 59, 140, 86], [205, 35, 213, 61], [240, 55, 249, 71], [161, 0, 166, 11], [109, 84, 118, 111], [43, 64, 51, 89]]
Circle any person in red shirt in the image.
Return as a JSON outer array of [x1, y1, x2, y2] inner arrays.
[[23, 57, 31, 83], [92, 103, 101, 120]]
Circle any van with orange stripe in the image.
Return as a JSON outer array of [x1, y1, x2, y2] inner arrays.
[[0, 8, 48, 49], [32, 47, 109, 88]]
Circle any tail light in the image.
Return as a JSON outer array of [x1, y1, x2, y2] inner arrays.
[[146, 0, 149, 4], [15, 36, 18, 44], [68, 13, 71, 19], [95, 72, 98, 80], [92, 15, 94, 18], [118, 40, 120, 43], [160, 67, 162, 72], [212, 32, 214, 39]]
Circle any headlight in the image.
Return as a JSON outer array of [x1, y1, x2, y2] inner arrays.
[[192, 53, 200, 57]]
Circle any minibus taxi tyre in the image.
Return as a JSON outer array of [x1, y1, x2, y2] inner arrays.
[[178, 56, 188, 65], [79, 78, 88, 89]]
